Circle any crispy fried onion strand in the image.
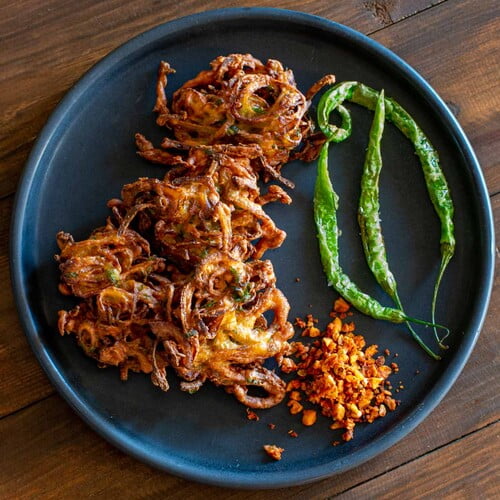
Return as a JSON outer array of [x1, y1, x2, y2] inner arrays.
[[56, 169, 294, 406], [138, 54, 335, 185], [56, 55, 333, 408]]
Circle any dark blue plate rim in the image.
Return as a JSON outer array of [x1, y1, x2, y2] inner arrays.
[[10, 7, 496, 489]]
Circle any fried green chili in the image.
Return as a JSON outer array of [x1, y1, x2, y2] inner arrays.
[[318, 82, 455, 347], [318, 102, 352, 143], [358, 91, 396, 298], [358, 90, 428, 348], [314, 143, 442, 359]]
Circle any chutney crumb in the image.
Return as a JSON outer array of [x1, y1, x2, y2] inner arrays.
[[283, 297, 399, 442], [263, 444, 284, 461], [246, 408, 259, 421]]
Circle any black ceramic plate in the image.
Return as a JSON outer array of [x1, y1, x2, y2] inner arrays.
[[11, 8, 495, 488]]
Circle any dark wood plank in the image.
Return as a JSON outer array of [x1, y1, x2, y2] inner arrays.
[[0, 0, 445, 200], [1, 0, 495, 421], [0, 197, 54, 417], [372, 0, 500, 195], [338, 422, 500, 499], [0, 295, 498, 499], [0, 0, 460, 417], [0, 190, 497, 496], [1, 0, 498, 496]]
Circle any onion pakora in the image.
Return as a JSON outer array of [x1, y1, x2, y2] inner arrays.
[[57, 219, 292, 408], [136, 53, 334, 186], [56, 54, 335, 408]]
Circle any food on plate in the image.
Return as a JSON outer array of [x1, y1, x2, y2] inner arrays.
[[314, 81, 453, 358], [117, 146, 290, 263], [56, 190, 293, 408], [55, 51, 450, 442], [263, 444, 284, 461], [135, 53, 335, 187], [285, 301, 399, 442], [56, 54, 334, 409]]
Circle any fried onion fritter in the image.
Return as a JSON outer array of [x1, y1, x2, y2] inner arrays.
[[57, 221, 292, 407], [136, 53, 335, 186], [56, 55, 335, 408]]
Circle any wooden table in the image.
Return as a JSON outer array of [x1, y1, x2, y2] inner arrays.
[[1, 0, 498, 497]]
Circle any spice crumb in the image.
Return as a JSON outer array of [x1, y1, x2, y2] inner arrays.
[[287, 399, 304, 415], [288, 430, 298, 438], [283, 298, 398, 442], [246, 408, 259, 421], [268, 423, 276, 430], [263, 444, 284, 461], [295, 277, 301, 282], [302, 409, 317, 426], [294, 317, 306, 328], [333, 297, 350, 313]]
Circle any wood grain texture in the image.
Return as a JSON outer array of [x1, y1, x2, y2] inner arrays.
[[0, 191, 497, 496], [0, 197, 54, 417], [372, 0, 500, 195], [1, 0, 495, 421], [0, 366, 498, 500], [339, 421, 500, 499], [0, 0, 444, 200], [1, 0, 499, 496]]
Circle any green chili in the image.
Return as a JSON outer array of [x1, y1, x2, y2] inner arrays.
[[318, 82, 455, 347], [358, 90, 430, 349], [318, 102, 352, 143], [314, 143, 443, 359], [358, 91, 395, 297]]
